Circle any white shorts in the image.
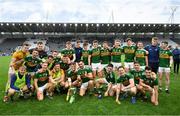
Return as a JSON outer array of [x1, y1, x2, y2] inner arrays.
[[101, 64, 108, 69], [80, 82, 89, 89], [140, 66, 146, 70], [85, 65, 91, 68], [91, 63, 102, 71], [111, 62, 122, 68], [38, 83, 48, 92], [158, 67, 170, 73], [124, 62, 134, 69]]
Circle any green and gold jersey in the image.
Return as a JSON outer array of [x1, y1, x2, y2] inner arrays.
[[123, 45, 137, 62], [89, 47, 101, 63], [141, 75, 158, 88], [103, 68, 116, 84], [66, 69, 77, 82], [53, 57, 61, 64], [135, 49, 147, 66], [60, 61, 69, 71], [117, 74, 133, 86], [159, 49, 172, 67], [77, 67, 93, 83], [81, 49, 90, 65], [24, 55, 42, 72], [61, 48, 75, 60], [111, 47, 122, 63], [34, 70, 49, 87], [129, 69, 144, 84], [100, 48, 111, 64]]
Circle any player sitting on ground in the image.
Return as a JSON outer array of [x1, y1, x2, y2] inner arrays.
[[129, 61, 145, 99], [34, 62, 54, 101], [6, 42, 30, 92], [96, 64, 116, 97], [66, 62, 80, 103], [49, 63, 65, 95], [77, 60, 94, 96], [4, 66, 33, 102], [139, 66, 159, 105], [116, 66, 137, 104]]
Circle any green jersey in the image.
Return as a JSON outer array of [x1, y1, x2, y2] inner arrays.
[[53, 57, 61, 64], [60, 61, 69, 71], [111, 47, 122, 63], [61, 48, 75, 60], [103, 68, 116, 84], [35, 70, 49, 87], [159, 49, 172, 67], [81, 49, 90, 65], [141, 75, 158, 88], [89, 47, 101, 63], [100, 48, 111, 64], [24, 55, 42, 72], [117, 74, 133, 86], [135, 49, 147, 66], [129, 69, 144, 84], [77, 67, 93, 83], [66, 69, 77, 82], [123, 45, 136, 62]]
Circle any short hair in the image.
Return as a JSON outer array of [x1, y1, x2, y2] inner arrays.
[[76, 40, 81, 43], [19, 65, 27, 70], [48, 55, 53, 59], [32, 49, 39, 53], [78, 60, 84, 63], [107, 63, 113, 68], [37, 42, 43, 45], [137, 41, 143, 44], [83, 42, 88, 47], [126, 38, 132, 42], [93, 40, 98, 44], [66, 41, 71, 45], [134, 61, 140, 65], [70, 62, 76, 65], [162, 41, 168, 45], [22, 42, 30, 46], [118, 66, 125, 70], [52, 50, 58, 53], [152, 37, 158, 41], [114, 39, 120, 42], [145, 66, 152, 71], [103, 41, 108, 44]]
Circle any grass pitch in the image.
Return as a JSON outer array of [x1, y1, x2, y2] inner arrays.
[[0, 56, 180, 115]]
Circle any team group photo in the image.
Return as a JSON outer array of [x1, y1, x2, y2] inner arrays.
[[0, 0, 180, 115]]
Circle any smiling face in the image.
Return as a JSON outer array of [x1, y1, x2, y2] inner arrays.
[[118, 67, 125, 76], [19, 66, 26, 75], [78, 61, 84, 69], [41, 62, 48, 71], [134, 62, 140, 71]]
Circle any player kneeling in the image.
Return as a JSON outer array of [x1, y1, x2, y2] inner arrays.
[[34, 62, 54, 101], [65, 62, 81, 103], [96, 64, 116, 97], [3, 66, 33, 102], [115, 66, 137, 104], [49, 63, 65, 95], [77, 60, 94, 96], [139, 66, 159, 106]]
